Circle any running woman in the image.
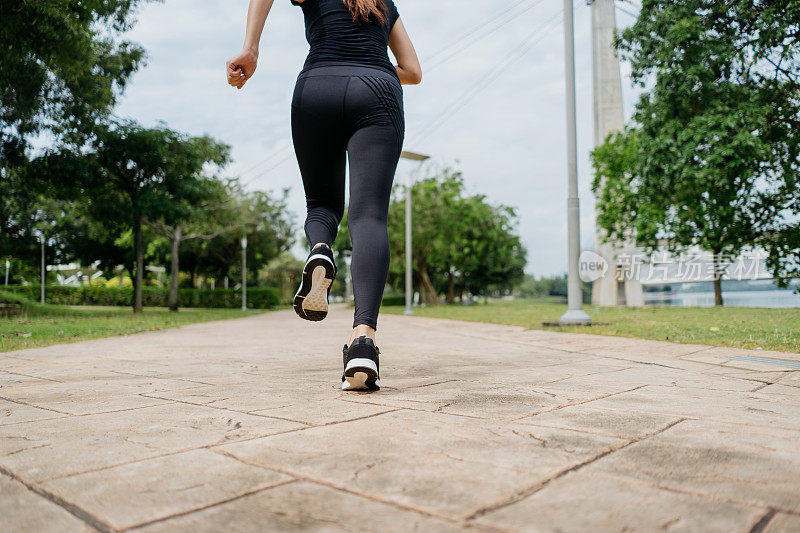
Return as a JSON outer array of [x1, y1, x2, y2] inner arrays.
[[226, 0, 421, 390]]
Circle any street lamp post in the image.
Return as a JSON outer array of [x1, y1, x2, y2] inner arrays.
[[559, 0, 592, 325], [400, 150, 430, 315], [241, 235, 248, 311], [343, 250, 353, 302], [4, 259, 9, 286], [40, 235, 46, 304]]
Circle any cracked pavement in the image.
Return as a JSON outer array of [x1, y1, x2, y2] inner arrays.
[[1, 305, 799, 532]]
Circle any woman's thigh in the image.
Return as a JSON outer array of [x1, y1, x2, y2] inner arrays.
[[291, 75, 349, 207], [344, 76, 404, 220], [346, 122, 402, 222]]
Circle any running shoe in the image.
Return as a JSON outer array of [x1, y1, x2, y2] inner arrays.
[[341, 335, 381, 391], [293, 245, 336, 321]]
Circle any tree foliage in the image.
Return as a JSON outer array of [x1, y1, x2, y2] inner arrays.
[[88, 122, 230, 311], [593, 0, 800, 304], [0, 1, 298, 312], [0, 0, 156, 163], [172, 187, 296, 286], [334, 169, 526, 304]]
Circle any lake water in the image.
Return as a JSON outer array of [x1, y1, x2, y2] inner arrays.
[[644, 290, 800, 308]]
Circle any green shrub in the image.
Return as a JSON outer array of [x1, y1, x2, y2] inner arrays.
[[2, 285, 280, 309], [0, 290, 75, 318], [177, 288, 280, 309], [381, 295, 406, 306]]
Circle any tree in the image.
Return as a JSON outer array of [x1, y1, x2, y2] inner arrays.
[[767, 226, 800, 291], [0, 168, 52, 265], [0, 154, 96, 271], [63, 204, 134, 284], [0, 0, 155, 163], [593, 0, 800, 306], [1, 0, 154, 288], [388, 173, 463, 304], [190, 188, 296, 287], [142, 157, 238, 311], [457, 195, 526, 301], [334, 169, 526, 305], [92, 122, 227, 312], [263, 252, 305, 302]]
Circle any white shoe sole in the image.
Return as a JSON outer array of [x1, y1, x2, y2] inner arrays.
[[342, 358, 380, 391], [294, 254, 335, 321]]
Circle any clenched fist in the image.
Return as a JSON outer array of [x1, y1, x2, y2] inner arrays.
[[226, 48, 258, 90]]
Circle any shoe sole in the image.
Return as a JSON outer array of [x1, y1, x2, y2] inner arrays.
[[342, 358, 380, 391], [294, 255, 335, 322]]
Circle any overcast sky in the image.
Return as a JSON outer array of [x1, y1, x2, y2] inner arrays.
[[116, 0, 640, 276]]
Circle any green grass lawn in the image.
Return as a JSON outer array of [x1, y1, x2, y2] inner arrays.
[[0, 294, 269, 352], [382, 299, 800, 353]]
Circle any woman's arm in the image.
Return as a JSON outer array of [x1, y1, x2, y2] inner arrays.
[[389, 18, 422, 85], [226, 0, 276, 90]]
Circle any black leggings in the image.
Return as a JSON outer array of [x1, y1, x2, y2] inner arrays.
[[291, 65, 405, 331]]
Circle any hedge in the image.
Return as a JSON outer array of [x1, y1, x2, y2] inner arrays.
[[3, 285, 281, 309], [381, 295, 406, 306]]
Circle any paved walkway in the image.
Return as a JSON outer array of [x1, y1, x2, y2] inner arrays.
[[1, 306, 799, 532]]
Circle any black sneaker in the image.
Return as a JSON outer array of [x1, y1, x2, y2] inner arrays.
[[294, 245, 336, 321], [341, 336, 381, 391]]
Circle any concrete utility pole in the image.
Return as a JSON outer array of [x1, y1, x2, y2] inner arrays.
[[590, 0, 644, 306], [241, 235, 248, 311], [4, 259, 9, 286], [400, 150, 430, 316], [560, 0, 592, 324]]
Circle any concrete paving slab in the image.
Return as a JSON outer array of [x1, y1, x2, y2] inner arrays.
[[0, 475, 92, 532], [544, 364, 762, 392], [0, 403, 302, 482], [137, 480, 465, 532], [722, 360, 799, 372], [339, 378, 623, 420], [474, 471, 765, 532], [784, 371, 800, 383], [0, 369, 55, 388], [139, 380, 338, 414], [0, 377, 176, 415], [584, 420, 800, 513], [251, 398, 396, 425], [1, 306, 799, 531], [463, 357, 635, 387], [41, 449, 292, 530], [776, 371, 800, 386], [700, 346, 800, 363], [218, 409, 624, 519], [0, 398, 66, 426], [584, 384, 800, 430], [765, 513, 800, 532], [516, 404, 680, 439], [757, 383, 800, 397]]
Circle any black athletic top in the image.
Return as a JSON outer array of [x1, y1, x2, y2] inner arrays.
[[290, 0, 400, 78]]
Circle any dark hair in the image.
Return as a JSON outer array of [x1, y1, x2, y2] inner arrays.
[[343, 0, 387, 24]]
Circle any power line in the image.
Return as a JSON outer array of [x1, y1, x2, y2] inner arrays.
[[240, 150, 295, 187], [410, 0, 583, 146], [240, 2, 566, 185], [227, 5, 547, 170], [423, 0, 541, 63], [410, 9, 563, 147], [615, 4, 639, 19], [238, 142, 292, 178], [424, 0, 550, 73]]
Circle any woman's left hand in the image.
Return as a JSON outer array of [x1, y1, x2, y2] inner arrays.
[[226, 48, 258, 90]]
